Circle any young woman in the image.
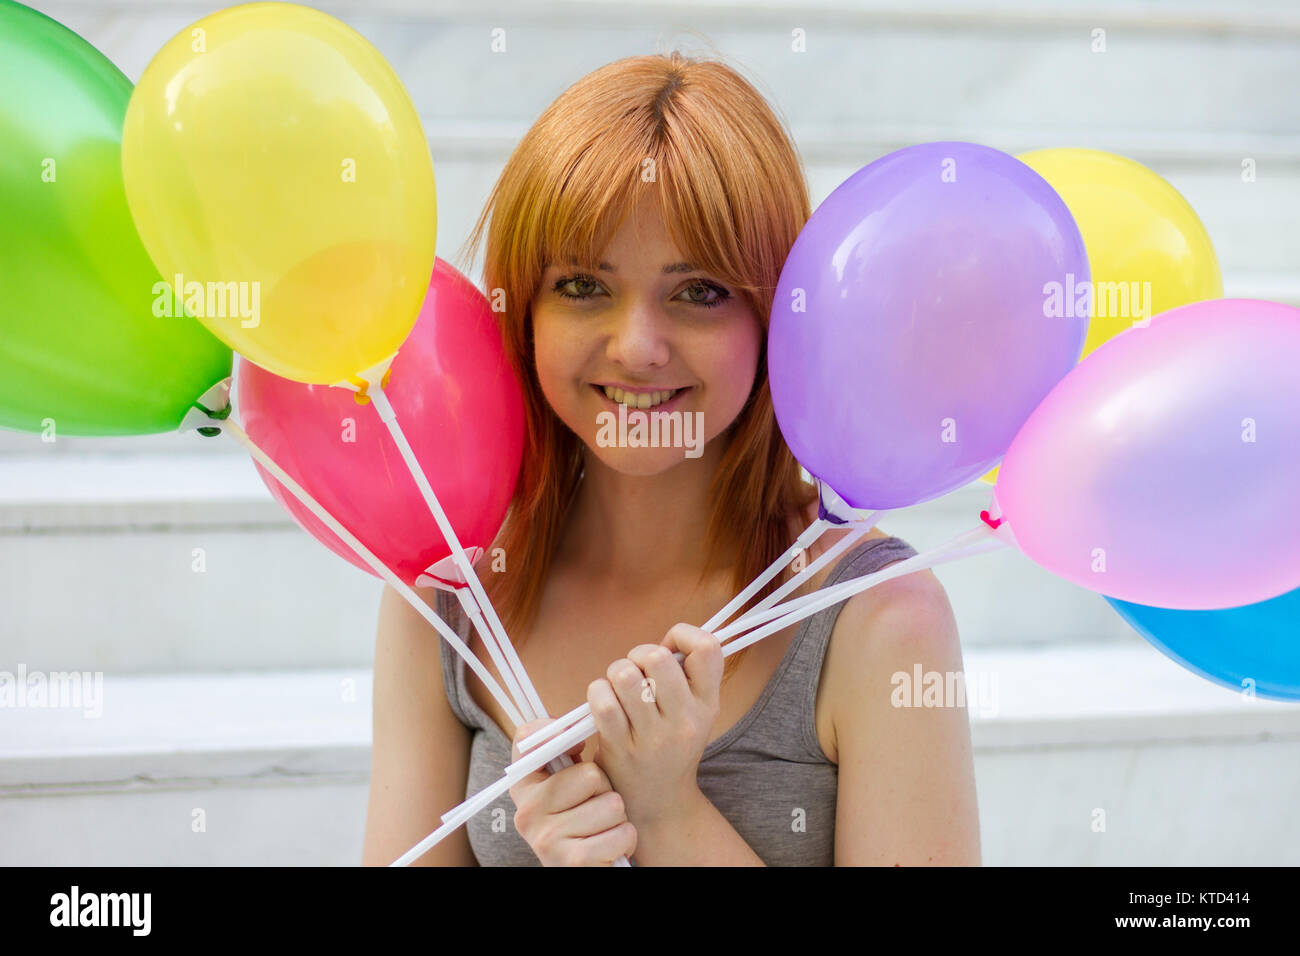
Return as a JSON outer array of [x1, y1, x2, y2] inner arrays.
[[362, 51, 980, 867]]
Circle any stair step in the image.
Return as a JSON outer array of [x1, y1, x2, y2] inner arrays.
[[0, 451, 1139, 673], [2, 642, 1298, 865], [0, 668, 371, 790], [0, 451, 384, 674], [4, 644, 1298, 792]]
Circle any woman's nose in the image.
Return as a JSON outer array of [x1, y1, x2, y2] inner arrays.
[[604, 301, 670, 371]]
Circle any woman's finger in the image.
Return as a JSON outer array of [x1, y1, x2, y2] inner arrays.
[[576, 820, 638, 866], [547, 789, 628, 842], [627, 642, 690, 714], [663, 623, 724, 710], [587, 676, 631, 744], [535, 757, 611, 815], [605, 658, 658, 735]]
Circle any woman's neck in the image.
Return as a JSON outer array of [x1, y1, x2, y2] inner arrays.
[[558, 435, 730, 589]]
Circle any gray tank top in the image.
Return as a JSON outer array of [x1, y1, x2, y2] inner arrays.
[[434, 534, 918, 866]]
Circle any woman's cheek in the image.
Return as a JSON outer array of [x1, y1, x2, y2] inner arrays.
[[703, 320, 762, 431], [530, 310, 579, 417]]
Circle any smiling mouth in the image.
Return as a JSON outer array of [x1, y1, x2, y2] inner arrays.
[[591, 384, 689, 410]]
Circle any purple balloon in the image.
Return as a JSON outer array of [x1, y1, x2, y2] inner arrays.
[[770, 141, 1088, 509], [996, 298, 1300, 610]]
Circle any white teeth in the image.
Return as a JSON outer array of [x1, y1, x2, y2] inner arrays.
[[601, 386, 680, 408]]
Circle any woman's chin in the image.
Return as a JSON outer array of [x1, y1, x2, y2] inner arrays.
[[583, 441, 698, 477]]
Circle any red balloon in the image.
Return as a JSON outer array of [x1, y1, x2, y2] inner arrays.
[[238, 258, 524, 587]]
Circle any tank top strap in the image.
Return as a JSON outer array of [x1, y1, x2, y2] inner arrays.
[[432, 587, 480, 731], [727, 534, 921, 763]]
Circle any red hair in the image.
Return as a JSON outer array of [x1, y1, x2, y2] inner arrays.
[[455, 50, 817, 681]]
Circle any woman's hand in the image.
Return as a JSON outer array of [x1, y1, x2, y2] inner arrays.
[[508, 719, 637, 866], [587, 623, 724, 828]]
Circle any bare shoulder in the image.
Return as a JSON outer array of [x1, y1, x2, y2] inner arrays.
[[817, 542, 962, 764], [832, 566, 957, 655]]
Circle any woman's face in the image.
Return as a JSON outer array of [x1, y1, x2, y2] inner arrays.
[[531, 195, 763, 476]]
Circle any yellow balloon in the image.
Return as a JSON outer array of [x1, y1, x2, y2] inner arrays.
[[981, 147, 1221, 484], [122, 3, 435, 386]]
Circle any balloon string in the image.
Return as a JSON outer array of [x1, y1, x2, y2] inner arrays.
[[515, 510, 880, 758], [514, 514, 838, 757], [713, 522, 1008, 648], [218, 414, 526, 727], [408, 519, 1011, 862], [363, 384, 628, 867], [514, 522, 1008, 775], [365, 383, 545, 717], [734, 513, 881, 625], [704, 516, 833, 632]]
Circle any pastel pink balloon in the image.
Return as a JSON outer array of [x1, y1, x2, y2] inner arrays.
[[238, 258, 525, 587], [995, 298, 1300, 610]]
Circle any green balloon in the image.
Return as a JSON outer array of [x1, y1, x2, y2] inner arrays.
[[0, 1, 232, 436]]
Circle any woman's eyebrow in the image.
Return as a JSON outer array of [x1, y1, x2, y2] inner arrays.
[[548, 259, 696, 275]]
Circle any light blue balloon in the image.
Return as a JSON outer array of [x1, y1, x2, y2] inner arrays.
[[1107, 588, 1300, 701]]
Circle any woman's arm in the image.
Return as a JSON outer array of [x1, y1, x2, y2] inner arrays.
[[825, 569, 982, 866], [628, 786, 766, 866], [361, 583, 477, 866]]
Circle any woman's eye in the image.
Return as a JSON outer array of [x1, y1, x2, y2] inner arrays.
[[679, 281, 730, 309], [553, 275, 603, 300], [551, 274, 730, 308]]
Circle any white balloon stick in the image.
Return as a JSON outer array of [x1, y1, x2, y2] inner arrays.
[[220, 415, 526, 728], [420, 522, 1009, 857]]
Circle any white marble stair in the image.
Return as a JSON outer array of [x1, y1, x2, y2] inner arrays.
[[3, 644, 1299, 865], [0, 448, 1139, 676], [0, 448, 384, 675], [23, 0, 1300, 292]]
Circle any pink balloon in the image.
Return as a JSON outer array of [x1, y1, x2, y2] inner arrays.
[[238, 258, 525, 587], [994, 298, 1300, 610]]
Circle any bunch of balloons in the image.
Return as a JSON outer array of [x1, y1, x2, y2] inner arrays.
[[769, 141, 1300, 700], [0, 0, 524, 588]]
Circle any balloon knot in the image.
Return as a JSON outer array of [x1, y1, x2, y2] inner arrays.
[[817, 495, 850, 525], [350, 366, 392, 406], [979, 510, 1003, 530]]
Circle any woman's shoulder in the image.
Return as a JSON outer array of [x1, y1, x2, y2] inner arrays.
[[789, 498, 959, 761]]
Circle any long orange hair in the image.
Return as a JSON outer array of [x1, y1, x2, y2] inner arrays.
[[454, 50, 818, 680]]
